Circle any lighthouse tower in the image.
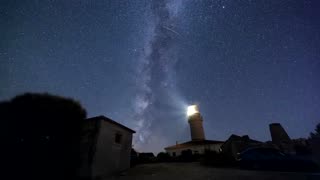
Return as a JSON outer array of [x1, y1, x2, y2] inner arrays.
[[187, 105, 205, 141]]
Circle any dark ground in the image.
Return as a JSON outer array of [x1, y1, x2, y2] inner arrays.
[[109, 162, 320, 180]]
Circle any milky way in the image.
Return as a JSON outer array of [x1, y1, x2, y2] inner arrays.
[[132, 0, 186, 151]]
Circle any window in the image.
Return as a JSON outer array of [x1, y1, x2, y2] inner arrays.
[[115, 133, 122, 144]]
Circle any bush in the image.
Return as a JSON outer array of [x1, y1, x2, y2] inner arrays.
[[294, 144, 312, 155], [157, 152, 171, 162], [130, 148, 139, 167], [180, 149, 193, 162], [1, 93, 87, 180], [175, 149, 201, 162], [202, 150, 236, 167], [137, 152, 156, 164]]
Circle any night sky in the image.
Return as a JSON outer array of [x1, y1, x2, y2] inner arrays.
[[1, 0, 320, 153]]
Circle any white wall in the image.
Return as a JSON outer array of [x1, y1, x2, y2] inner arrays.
[[167, 143, 223, 156], [92, 120, 133, 178]]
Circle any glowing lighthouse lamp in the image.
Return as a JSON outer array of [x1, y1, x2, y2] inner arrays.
[[187, 105, 199, 116], [186, 104, 205, 140]]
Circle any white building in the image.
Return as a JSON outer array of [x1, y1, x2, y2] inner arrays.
[[165, 140, 223, 156], [78, 116, 135, 179], [165, 105, 223, 156]]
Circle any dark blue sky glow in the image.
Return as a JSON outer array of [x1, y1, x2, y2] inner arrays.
[[1, 0, 320, 153]]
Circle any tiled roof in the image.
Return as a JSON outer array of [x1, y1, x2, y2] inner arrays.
[[165, 140, 224, 150]]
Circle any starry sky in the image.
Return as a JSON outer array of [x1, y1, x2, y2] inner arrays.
[[1, 0, 320, 153]]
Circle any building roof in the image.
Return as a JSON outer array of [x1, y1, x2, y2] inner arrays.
[[86, 115, 136, 133], [220, 134, 261, 151], [226, 134, 261, 143], [165, 139, 224, 150]]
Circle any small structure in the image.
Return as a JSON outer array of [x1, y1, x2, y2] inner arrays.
[[269, 123, 295, 154], [165, 105, 223, 156], [78, 115, 135, 179], [220, 123, 302, 159], [220, 134, 262, 159]]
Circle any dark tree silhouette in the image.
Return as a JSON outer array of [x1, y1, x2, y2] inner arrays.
[[180, 149, 193, 162], [310, 123, 320, 139], [1, 93, 86, 180], [156, 152, 171, 162], [130, 148, 139, 166]]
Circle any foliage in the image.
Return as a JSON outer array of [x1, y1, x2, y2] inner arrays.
[[134, 152, 156, 164], [130, 148, 139, 166], [294, 144, 312, 155], [157, 152, 171, 162], [202, 150, 236, 167], [179, 149, 195, 162], [310, 123, 320, 139], [1, 93, 87, 180]]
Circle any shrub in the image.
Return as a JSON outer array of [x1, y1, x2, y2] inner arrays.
[[1, 93, 87, 180], [202, 150, 236, 167], [157, 152, 171, 162]]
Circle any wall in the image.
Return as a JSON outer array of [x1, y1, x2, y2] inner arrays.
[[91, 120, 133, 178], [167, 143, 223, 156]]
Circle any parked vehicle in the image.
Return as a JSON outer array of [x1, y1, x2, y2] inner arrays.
[[237, 147, 319, 172]]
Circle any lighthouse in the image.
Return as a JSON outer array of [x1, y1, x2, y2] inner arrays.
[[164, 104, 223, 156], [187, 105, 205, 141]]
